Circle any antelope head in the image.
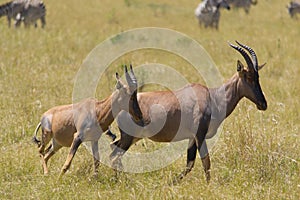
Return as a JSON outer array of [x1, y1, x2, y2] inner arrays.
[[229, 41, 267, 111], [113, 65, 144, 123]]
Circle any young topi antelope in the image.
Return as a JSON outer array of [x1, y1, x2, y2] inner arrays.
[[32, 65, 143, 177], [109, 42, 267, 183]]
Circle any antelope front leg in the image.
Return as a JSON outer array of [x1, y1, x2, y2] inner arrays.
[[91, 141, 100, 176], [199, 140, 211, 183], [178, 139, 197, 180], [59, 134, 82, 178], [106, 128, 117, 142], [109, 133, 134, 171], [109, 144, 125, 171]]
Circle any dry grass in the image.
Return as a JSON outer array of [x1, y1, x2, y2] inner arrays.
[[0, 0, 299, 199]]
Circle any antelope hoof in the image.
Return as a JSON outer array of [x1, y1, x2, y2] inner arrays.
[[111, 158, 123, 171], [58, 171, 66, 179], [59, 166, 68, 178], [110, 143, 116, 151], [92, 172, 99, 178], [43, 169, 49, 175], [171, 168, 190, 185], [205, 170, 211, 184], [177, 169, 188, 180]]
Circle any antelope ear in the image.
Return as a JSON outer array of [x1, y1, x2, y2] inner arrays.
[[237, 60, 246, 77], [115, 72, 120, 80], [115, 72, 123, 89], [258, 62, 266, 71], [237, 60, 244, 72]]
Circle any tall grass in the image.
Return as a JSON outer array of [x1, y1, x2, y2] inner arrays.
[[0, 0, 299, 199]]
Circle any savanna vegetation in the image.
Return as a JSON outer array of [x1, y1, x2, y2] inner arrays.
[[0, 0, 299, 199]]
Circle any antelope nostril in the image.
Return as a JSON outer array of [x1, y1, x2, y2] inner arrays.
[[258, 102, 267, 110]]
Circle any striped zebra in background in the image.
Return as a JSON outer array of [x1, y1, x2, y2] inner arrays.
[[287, 1, 300, 18], [0, 0, 25, 27], [228, 0, 257, 14], [195, 0, 230, 30], [0, 0, 46, 28]]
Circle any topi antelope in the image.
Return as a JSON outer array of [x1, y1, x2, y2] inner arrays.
[[228, 0, 257, 14], [195, 0, 230, 29], [287, 1, 300, 18], [109, 41, 267, 183], [0, 0, 46, 28], [32, 65, 143, 177]]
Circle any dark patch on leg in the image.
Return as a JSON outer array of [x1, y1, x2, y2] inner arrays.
[[173, 141, 197, 184]]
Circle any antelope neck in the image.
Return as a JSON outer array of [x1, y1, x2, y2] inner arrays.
[[209, 73, 243, 119], [95, 94, 114, 131]]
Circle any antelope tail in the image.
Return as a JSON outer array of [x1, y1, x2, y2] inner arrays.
[[32, 122, 42, 147]]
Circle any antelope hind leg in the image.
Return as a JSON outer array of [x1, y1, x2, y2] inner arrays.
[[43, 140, 62, 175], [91, 141, 100, 176], [199, 140, 211, 183], [172, 140, 197, 185], [201, 153, 211, 183], [59, 134, 82, 178]]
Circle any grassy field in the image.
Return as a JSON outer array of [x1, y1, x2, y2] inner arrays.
[[0, 0, 299, 199]]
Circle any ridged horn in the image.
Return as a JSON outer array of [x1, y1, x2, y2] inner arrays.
[[125, 64, 137, 90], [129, 64, 137, 84], [235, 41, 258, 71], [228, 42, 254, 71]]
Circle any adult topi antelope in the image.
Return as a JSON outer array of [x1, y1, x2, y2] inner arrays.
[[32, 65, 143, 177], [109, 42, 267, 182]]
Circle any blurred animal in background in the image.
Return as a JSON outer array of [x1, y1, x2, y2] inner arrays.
[[16, 0, 46, 28], [0, 0, 25, 27], [195, 0, 230, 30], [287, 1, 300, 18], [0, 0, 46, 28], [227, 0, 257, 14]]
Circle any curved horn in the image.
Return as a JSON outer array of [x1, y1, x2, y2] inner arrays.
[[124, 64, 131, 83], [125, 64, 137, 90], [129, 64, 137, 83], [130, 64, 133, 72], [235, 41, 258, 71], [228, 42, 253, 71]]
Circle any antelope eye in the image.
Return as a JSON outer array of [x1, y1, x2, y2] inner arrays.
[[246, 75, 255, 85]]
